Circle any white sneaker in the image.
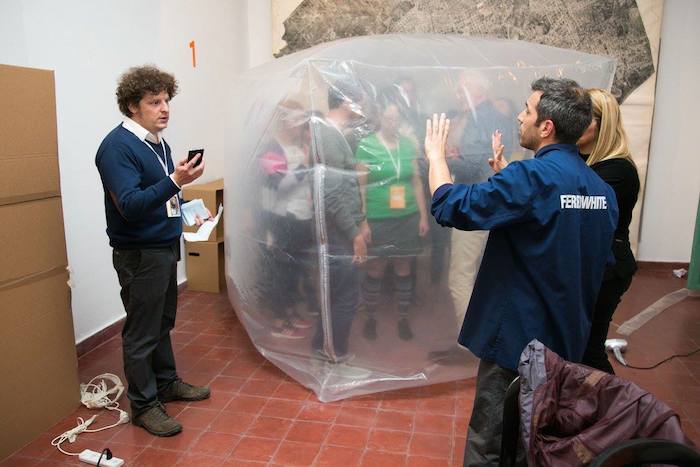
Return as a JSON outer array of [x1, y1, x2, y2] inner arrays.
[[329, 361, 372, 379], [289, 316, 313, 329], [270, 327, 306, 340]]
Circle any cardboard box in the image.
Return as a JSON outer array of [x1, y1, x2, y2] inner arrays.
[[182, 178, 224, 241], [0, 64, 79, 461], [185, 240, 226, 293], [0, 64, 60, 205], [0, 270, 79, 459], [0, 197, 68, 283]]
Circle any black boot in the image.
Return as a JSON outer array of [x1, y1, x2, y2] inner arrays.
[[398, 317, 413, 340], [363, 317, 377, 340]]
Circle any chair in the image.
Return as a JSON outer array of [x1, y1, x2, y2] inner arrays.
[[499, 376, 521, 467], [589, 438, 700, 467]]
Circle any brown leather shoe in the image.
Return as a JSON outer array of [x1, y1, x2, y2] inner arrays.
[[159, 379, 211, 403], [132, 403, 182, 437]]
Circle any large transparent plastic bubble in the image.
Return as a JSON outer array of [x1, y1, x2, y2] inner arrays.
[[224, 34, 615, 402]]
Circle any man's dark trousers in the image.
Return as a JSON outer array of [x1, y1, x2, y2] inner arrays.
[[113, 244, 179, 415]]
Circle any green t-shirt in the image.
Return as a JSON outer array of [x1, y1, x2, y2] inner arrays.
[[355, 133, 418, 219]]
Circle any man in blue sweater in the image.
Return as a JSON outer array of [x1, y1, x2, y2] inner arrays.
[[96, 65, 209, 437], [425, 78, 618, 466]]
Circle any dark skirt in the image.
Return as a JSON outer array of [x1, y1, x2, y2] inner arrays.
[[367, 212, 422, 258]]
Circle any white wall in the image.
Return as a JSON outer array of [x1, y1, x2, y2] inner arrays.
[[246, 0, 274, 67], [0, 0, 249, 343], [638, 0, 700, 262]]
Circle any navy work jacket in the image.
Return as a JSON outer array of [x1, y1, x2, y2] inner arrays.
[[431, 143, 618, 370]]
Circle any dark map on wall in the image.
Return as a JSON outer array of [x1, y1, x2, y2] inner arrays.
[[276, 0, 654, 102]]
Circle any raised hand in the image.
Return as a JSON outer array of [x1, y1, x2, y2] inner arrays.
[[424, 113, 450, 163], [489, 130, 509, 173]]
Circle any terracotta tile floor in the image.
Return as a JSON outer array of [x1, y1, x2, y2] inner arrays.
[[3, 268, 699, 466]]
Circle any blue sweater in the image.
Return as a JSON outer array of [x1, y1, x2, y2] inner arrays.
[[96, 124, 182, 248], [432, 144, 618, 370]]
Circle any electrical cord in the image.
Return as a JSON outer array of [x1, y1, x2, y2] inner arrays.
[[97, 448, 113, 466], [51, 373, 130, 456], [80, 373, 129, 430], [51, 415, 98, 455], [624, 348, 700, 370]]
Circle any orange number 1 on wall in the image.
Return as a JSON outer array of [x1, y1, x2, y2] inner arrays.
[[189, 40, 196, 68]]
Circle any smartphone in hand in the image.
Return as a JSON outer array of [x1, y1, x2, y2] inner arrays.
[[188, 149, 204, 167]]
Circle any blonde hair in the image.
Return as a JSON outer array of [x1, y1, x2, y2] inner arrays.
[[585, 88, 633, 166]]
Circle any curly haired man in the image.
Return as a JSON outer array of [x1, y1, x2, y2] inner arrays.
[[96, 65, 209, 437]]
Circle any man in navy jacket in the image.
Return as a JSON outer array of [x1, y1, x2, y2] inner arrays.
[[425, 78, 618, 466], [96, 66, 209, 437]]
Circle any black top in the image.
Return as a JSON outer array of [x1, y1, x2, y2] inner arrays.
[[589, 156, 640, 279]]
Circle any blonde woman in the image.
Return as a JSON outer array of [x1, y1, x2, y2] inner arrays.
[[490, 87, 639, 373], [577, 88, 640, 374]]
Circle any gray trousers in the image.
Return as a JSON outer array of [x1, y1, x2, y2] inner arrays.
[[113, 245, 179, 416], [464, 359, 518, 467]]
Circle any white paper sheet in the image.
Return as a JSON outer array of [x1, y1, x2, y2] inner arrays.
[[183, 204, 223, 242], [181, 199, 211, 226]]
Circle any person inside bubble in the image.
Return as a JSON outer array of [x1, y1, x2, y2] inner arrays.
[[355, 86, 430, 342], [309, 80, 369, 364], [429, 71, 517, 364], [395, 77, 431, 303], [257, 100, 316, 340], [395, 77, 424, 146], [403, 80, 452, 287]]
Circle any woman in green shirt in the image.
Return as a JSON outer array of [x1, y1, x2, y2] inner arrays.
[[356, 87, 430, 341]]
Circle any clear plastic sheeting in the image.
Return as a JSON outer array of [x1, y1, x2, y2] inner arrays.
[[224, 34, 616, 402]]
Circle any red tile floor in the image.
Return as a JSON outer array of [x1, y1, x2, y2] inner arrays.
[[3, 267, 699, 466]]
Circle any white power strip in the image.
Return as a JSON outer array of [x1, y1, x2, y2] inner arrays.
[[78, 449, 124, 466]]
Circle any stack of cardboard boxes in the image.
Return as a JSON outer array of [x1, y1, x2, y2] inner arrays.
[[0, 64, 80, 459], [182, 179, 226, 292]]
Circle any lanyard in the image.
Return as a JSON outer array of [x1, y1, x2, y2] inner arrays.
[[141, 139, 169, 176], [379, 134, 401, 180]]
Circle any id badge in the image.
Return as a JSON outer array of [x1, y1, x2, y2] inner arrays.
[[389, 184, 406, 209], [166, 195, 181, 217]]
